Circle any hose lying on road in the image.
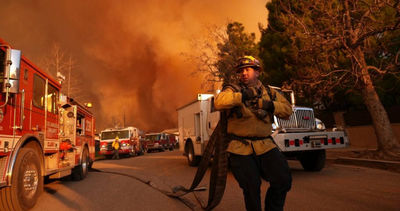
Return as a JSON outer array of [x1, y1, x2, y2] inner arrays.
[[91, 112, 229, 211], [90, 167, 202, 210]]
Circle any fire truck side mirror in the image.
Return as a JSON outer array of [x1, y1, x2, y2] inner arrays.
[[2, 48, 21, 93]]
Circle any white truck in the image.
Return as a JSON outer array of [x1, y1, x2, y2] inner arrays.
[[177, 89, 349, 171]]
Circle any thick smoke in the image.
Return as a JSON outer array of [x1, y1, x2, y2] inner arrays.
[[0, 0, 268, 132]]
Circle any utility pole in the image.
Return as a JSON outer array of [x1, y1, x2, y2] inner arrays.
[[123, 110, 126, 128]]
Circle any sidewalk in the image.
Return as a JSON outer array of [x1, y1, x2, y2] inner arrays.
[[326, 148, 400, 173]]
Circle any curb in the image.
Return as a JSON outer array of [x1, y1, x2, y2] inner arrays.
[[331, 157, 400, 173]]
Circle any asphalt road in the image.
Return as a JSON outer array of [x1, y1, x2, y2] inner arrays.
[[32, 151, 400, 211]]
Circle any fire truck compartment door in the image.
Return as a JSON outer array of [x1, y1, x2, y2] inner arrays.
[[194, 112, 203, 155], [60, 105, 77, 145], [58, 105, 77, 167]]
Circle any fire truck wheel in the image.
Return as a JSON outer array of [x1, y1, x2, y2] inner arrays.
[[186, 142, 200, 167], [0, 147, 43, 210], [299, 149, 326, 171], [72, 147, 89, 181]]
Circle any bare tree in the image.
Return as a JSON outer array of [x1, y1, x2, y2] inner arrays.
[[41, 43, 85, 101], [41, 43, 68, 77], [265, 0, 400, 159], [188, 22, 259, 92], [186, 24, 228, 92]]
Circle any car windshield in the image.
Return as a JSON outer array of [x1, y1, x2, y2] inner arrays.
[[101, 130, 130, 140]]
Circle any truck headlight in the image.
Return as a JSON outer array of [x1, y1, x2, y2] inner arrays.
[[101, 145, 106, 148], [122, 143, 127, 147], [315, 118, 326, 130]]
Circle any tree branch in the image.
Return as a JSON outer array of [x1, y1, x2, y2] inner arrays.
[[352, 24, 400, 48], [279, 0, 310, 35], [320, 69, 353, 77], [366, 65, 387, 74]]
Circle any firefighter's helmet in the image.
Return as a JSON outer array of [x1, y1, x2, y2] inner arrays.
[[235, 56, 261, 72]]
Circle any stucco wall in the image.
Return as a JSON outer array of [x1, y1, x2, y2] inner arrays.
[[345, 123, 400, 149]]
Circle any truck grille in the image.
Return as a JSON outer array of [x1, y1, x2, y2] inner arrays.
[[276, 107, 315, 130], [107, 143, 113, 150]]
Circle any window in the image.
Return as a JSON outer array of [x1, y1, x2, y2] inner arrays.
[[146, 134, 161, 141], [77, 114, 85, 135], [33, 74, 45, 109], [101, 130, 130, 140], [47, 84, 58, 113], [210, 97, 216, 112]]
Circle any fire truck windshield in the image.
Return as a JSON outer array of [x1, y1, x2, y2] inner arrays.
[[101, 130, 130, 140], [146, 133, 168, 141]]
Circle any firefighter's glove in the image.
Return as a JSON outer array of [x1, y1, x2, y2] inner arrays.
[[259, 99, 275, 113], [241, 87, 258, 102], [255, 109, 268, 120]]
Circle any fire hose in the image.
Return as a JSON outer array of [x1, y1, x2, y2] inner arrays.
[[90, 112, 230, 211], [171, 111, 230, 210], [89, 168, 201, 210]]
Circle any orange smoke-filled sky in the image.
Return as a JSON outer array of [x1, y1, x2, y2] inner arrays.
[[0, 0, 269, 132]]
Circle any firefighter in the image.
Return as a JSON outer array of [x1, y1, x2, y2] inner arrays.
[[214, 56, 293, 211], [112, 136, 120, 160]]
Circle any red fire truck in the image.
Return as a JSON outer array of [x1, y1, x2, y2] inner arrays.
[[0, 38, 95, 210], [99, 127, 144, 158], [144, 132, 174, 152]]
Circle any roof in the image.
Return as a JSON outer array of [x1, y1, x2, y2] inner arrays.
[[161, 128, 179, 135], [145, 132, 163, 136], [101, 126, 138, 132]]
